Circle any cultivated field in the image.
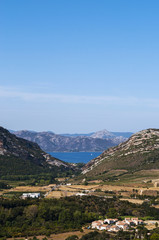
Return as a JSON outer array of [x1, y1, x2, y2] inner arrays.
[[2, 177, 159, 200], [120, 198, 144, 204], [7, 184, 55, 192], [83, 169, 159, 188], [145, 220, 159, 230], [46, 190, 77, 198]]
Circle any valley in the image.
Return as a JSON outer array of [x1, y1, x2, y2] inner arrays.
[[1, 181, 159, 239], [1, 177, 159, 200], [1, 127, 159, 239]]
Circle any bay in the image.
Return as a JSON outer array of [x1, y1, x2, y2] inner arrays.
[[49, 152, 102, 164]]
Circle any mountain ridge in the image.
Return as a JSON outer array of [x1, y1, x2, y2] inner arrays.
[[82, 128, 159, 177]]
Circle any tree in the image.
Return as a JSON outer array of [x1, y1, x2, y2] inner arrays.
[[150, 233, 159, 240], [107, 208, 118, 218], [24, 205, 38, 220]]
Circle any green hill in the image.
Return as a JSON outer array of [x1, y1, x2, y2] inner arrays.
[[82, 129, 159, 181], [0, 126, 76, 178]]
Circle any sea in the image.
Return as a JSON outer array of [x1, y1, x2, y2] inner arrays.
[[49, 152, 102, 164]]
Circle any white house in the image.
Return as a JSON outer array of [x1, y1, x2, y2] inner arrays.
[[125, 218, 144, 226], [131, 218, 139, 225], [96, 223, 102, 230], [22, 193, 40, 199], [76, 193, 87, 196], [131, 218, 144, 225], [138, 219, 144, 225], [125, 218, 135, 226], [116, 221, 129, 230], [104, 218, 118, 224], [92, 220, 103, 229], [99, 224, 108, 230], [108, 225, 120, 232]]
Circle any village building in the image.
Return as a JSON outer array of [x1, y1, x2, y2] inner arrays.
[[98, 224, 108, 230], [22, 193, 40, 199], [76, 193, 87, 196], [131, 218, 139, 225], [91, 220, 103, 229], [96, 223, 102, 230], [125, 217, 144, 226], [104, 218, 118, 224], [138, 219, 144, 225], [125, 218, 135, 226], [108, 225, 120, 232], [116, 221, 129, 230], [91, 217, 144, 232]]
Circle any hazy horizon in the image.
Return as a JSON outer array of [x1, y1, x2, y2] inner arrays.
[[10, 128, 134, 134]]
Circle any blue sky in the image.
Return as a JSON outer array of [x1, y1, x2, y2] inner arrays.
[[0, 0, 159, 133]]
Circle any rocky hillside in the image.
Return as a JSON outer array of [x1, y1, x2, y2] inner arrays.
[[82, 129, 159, 177], [12, 130, 131, 152], [0, 127, 75, 176]]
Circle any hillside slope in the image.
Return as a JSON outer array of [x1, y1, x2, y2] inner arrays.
[[0, 127, 75, 177], [82, 129, 159, 177]]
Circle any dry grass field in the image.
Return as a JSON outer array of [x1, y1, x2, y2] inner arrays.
[[7, 184, 55, 193], [88, 180, 103, 184], [65, 184, 100, 190], [2, 179, 159, 200], [45, 184, 145, 199], [120, 198, 144, 204], [46, 190, 77, 198], [145, 220, 159, 230], [59, 185, 81, 192], [153, 205, 159, 209], [100, 185, 134, 192], [0, 190, 6, 196]]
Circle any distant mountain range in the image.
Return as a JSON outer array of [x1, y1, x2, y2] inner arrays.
[[82, 128, 159, 179], [61, 130, 133, 139], [12, 129, 133, 152]]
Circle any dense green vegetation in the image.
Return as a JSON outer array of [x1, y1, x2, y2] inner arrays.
[[3, 227, 158, 240], [0, 168, 75, 187], [0, 156, 77, 186], [0, 127, 79, 182], [0, 181, 11, 190], [0, 155, 48, 176], [0, 154, 77, 179], [0, 196, 159, 237]]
